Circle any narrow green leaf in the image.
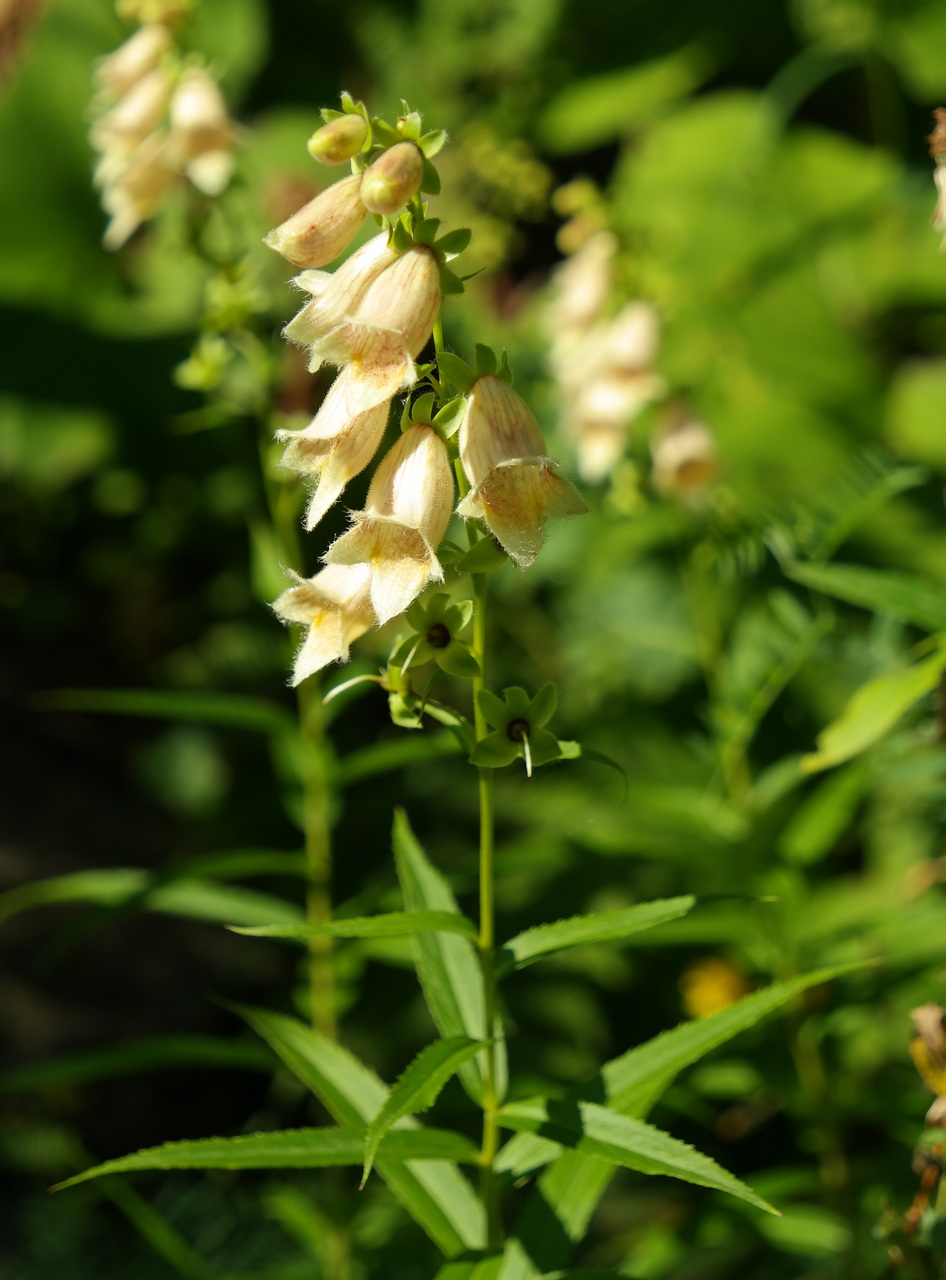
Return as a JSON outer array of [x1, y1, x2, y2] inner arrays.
[[363, 1036, 483, 1184], [497, 898, 694, 974], [393, 810, 507, 1105], [789, 561, 946, 632], [336, 730, 462, 785], [54, 1126, 479, 1191], [235, 1006, 486, 1255], [801, 648, 946, 772], [231, 910, 478, 940], [0, 870, 303, 930], [495, 1100, 778, 1215], [0, 1035, 273, 1095], [35, 688, 294, 735], [502, 964, 864, 1271]]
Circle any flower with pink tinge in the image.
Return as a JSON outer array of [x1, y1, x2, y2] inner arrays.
[[272, 563, 375, 685], [457, 375, 587, 568], [264, 172, 367, 269], [324, 423, 453, 624], [275, 365, 392, 531], [283, 233, 399, 366]]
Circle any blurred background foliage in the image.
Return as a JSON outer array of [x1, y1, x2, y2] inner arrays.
[[5, 0, 946, 1276]]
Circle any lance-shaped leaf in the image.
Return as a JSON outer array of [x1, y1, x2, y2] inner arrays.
[[801, 648, 946, 773], [393, 809, 507, 1105], [788, 561, 946, 633], [495, 1100, 777, 1215], [362, 1036, 483, 1184], [54, 1125, 479, 1191], [236, 1004, 485, 1255], [497, 897, 694, 975], [231, 910, 478, 940], [35, 688, 294, 735], [501, 964, 864, 1273]]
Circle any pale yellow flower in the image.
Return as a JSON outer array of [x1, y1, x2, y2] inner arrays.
[[264, 173, 367, 269], [272, 563, 375, 685], [457, 375, 587, 568], [93, 24, 172, 98], [284, 233, 399, 364], [324, 423, 453, 624], [167, 67, 235, 196]]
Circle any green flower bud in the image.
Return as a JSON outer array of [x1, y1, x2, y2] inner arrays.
[[307, 114, 369, 165], [359, 141, 423, 216]]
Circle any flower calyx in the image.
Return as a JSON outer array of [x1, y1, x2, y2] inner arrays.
[[389, 216, 473, 297], [391, 594, 480, 680], [469, 684, 564, 777]]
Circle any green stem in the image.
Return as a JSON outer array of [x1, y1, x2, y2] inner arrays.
[[259, 417, 337, 1039], [472, 568, 502, 1252]]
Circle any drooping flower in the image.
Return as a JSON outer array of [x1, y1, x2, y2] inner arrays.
[[324, 423, 453, 624], [93, 24, 172, 98], [98, 130, 177, 250], [272, 563, 375, 685], [167, 67, 235, 196], [283, 233, 399, 363], [275, 365, 392, 530], [651, 411, 717, 500], [457, 375, 587, 568], [308, 242, 440, 382], [263, 172, 367, 269]]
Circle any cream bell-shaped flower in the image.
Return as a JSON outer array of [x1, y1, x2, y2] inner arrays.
[[275, 365, 392, 530], [283, 233, 398, 363], [99, 130, 177, 249], [272, 563, 375, 685], [308, 242, 440, 385], [94, 24, 172, 98], [323, 423, 453, 625], [457, 375, 587, 568], [90, 66, 173, 153], [167, 67, 235, 196], [264, 172, 367, 269]]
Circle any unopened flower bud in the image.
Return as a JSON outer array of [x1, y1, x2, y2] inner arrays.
[[264, 172, 367, 268], [359, 141, 423, 216], [458, 376, 587, 568], [307, 114, 368, 165], [94, 24, 172, 98], [325, 423, 453, 623]]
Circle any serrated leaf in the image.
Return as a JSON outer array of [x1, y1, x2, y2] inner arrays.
[[801, 648, 946, 773], [393, 810, 506, 1105], [495, 1100, 777, 1214], [54, 1125, 479, 1191], [230, 910, 477, 940], [362, 1036, 483, 1184], [232, 1006, 486, 1254], [501, 964, 865, 1270], [34, 688, 294, 735], [497, 897, 694, 975], [789, 561, 946, 632]]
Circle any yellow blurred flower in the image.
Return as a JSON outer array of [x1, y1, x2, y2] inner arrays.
[[680, 957, 749, 1019]]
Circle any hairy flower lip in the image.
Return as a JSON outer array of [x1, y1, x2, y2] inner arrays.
[[272, 564, 376, 685]]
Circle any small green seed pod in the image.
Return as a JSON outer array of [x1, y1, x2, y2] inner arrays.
[[307, 115, 369, 165], [359, 141, 424, 216]]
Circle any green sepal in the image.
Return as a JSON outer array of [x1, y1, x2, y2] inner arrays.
[[476, 689, 509, 730], [433, 539, 465, 567], [399, 109, 423, 140], [410, 392, 437, 425], [469, 732, 520, 768], [454, 537, 508, 574], [439, 264, 465, 295], [529, 682, 557, 728], [419, 129, 447, 158], [339, 91, 358, 115], [497, 350, 513, 385], [372, 118, 401, 146], [320, 108, 342, 122], [399, 395, 413, 430], [436, 228, 472, 259], [437, 353, 475, 394], [437, 644, 480, 680], [390, 219, 414, 254], [412, 217, 441, 246], [421, 156, 441, 195], [526, 727, 563, 768], [433, 397, 467, 439], [474, 344, 497, 377]]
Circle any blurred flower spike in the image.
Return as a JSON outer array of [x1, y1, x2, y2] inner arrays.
[[391, 595, 480, 680], [469, 685, 562, 776], [928, 108, 946, 251], [458, 373, 587, 567], [90, 6, 237, 248]]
